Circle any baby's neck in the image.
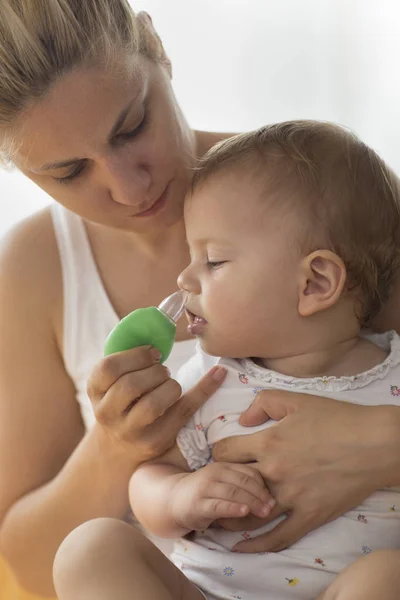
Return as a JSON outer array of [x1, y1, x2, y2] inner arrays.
[[258, 335, 388, 379]]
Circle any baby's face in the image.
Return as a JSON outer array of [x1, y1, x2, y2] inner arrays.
[[178, 169, 303, 359]]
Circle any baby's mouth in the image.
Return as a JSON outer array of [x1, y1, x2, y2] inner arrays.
[[185, 309, 208, 335]]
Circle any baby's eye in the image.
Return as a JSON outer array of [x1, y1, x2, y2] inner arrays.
[[207, 260, 227, 270]]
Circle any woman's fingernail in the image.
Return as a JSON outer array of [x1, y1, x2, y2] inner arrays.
[[267, 498, 276, 509], [211, 366, 227, 381], [150, 348, 162, 361], [164, 366, 171, 377]]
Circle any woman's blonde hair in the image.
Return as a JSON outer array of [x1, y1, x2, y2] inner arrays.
[[0, 0, 163, 159]]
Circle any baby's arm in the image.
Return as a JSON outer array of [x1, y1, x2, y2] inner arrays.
[[129, 445, 191, 538], [130, 445, 274, 539]]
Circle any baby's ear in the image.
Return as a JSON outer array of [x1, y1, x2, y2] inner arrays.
[[297, 250, 346, 317]]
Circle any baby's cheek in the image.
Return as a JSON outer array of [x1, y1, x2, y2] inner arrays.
[[219, 325, 258, 358], [200, 331, 233, 358]]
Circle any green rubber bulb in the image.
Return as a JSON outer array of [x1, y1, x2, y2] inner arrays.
[[104, 290, 187, 363]]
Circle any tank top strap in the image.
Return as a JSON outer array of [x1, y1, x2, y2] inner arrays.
[[51, 203, 118, 389]]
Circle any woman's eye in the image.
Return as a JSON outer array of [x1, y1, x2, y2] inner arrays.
[[54, 162, 87, 185], [53, 111, 150, 185], [116, 112, 148, 142]]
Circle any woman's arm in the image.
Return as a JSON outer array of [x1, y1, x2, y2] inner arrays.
[[0, 216, 139, 595], [0, 215, 223, 596], [213, 390, 400, 553]]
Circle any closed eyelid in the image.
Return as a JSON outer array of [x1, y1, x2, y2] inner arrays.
[[52, 110, 148, 184], [32, 94, 147, 175], [108, 92, 148, 141], [113, 108, 147, 141]]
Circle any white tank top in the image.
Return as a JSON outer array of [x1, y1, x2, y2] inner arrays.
[[51, 203, 197, 430]]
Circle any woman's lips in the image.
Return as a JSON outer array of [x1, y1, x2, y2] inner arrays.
[[134, 183, 170, 218], [186, 309, 208, 336]]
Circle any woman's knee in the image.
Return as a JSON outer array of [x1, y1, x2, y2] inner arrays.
[[53, 518, 145, 589]]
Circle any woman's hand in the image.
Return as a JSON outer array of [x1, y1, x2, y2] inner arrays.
[[213, 390, 399, 553], [88, 346, 226, 463]]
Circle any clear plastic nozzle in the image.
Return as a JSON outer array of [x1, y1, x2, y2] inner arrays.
[[157, 290, 188, 324]]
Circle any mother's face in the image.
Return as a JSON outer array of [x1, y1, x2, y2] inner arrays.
[[13, 56, 196, 233]]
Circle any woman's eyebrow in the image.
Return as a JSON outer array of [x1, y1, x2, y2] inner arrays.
[[33, 97, 139, 173]]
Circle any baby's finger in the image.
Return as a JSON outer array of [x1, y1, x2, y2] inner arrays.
[[199, 498, 250, 521], [208, 481, 272, 519], [225, 464, 273, 505]]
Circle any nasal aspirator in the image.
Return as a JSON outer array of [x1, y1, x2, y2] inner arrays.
[[104, 290, 187, 363]]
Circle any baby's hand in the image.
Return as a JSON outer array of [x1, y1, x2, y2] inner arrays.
[[170, 462, 275, 532]]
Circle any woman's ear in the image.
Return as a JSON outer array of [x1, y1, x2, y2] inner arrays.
[[297, 250, 347, 317], [136, 12, 172, 77]]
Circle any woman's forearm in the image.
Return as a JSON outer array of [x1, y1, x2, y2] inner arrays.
[[0, 424, 140, 597], [370, 405, 400, 487]]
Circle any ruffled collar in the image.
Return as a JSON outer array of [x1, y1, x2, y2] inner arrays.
[[239, 331, 400, 392]]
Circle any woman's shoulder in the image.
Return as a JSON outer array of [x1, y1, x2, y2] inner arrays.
[[0, 205, 62, 316], [0, 204, 59, 272]]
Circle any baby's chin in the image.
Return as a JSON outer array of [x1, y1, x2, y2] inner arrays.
[[198, 336, 249, 359]]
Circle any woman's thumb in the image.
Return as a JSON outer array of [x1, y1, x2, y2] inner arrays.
[[239, 390, 296, 427]]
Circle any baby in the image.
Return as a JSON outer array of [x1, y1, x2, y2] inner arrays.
[[55, 121, 400, 600], [128, 122, 400, 599], [129, 121, 400, 600], [130, 122, 400, 599]]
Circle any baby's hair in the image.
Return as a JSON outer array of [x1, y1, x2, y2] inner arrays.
[[191, 121, 400, 325], [0, 0, 166, 162]]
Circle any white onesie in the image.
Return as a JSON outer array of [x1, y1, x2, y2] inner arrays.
[[172, 331, 400, 600]]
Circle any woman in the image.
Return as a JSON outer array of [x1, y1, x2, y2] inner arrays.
[[0, 2, 399, 598]]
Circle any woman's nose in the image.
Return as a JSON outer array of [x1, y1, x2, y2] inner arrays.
[[100, 156, 152, 207]]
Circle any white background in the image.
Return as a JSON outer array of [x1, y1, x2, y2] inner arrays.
[[0, 0, 399, 236]]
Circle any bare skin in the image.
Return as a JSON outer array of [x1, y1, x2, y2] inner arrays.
[[211, 390, 400, 553], [0, 55, 230, 595], [1, 12, 400, 598], [53, 519, 400, 600], [0, 193, 226, 596], [54, 519, 205, 600]]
